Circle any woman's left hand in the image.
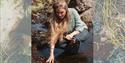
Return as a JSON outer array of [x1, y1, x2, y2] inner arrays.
[[65, 34, 74, 40], [65, 30, 80, 41]]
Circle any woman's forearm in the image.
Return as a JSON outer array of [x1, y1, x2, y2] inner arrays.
[[70, 30, 80, 37], [50, 44, 55, 54]]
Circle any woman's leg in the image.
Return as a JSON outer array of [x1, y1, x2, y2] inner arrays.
[[74, 29, 89, 42], [63, 29, 89, 55]]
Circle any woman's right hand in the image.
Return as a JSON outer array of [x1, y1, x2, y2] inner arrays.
[[46, 53, 54, 63], [46, 44, 55, 63]]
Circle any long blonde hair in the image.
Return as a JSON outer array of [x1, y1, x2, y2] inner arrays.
[[50, 1, 70, 45]]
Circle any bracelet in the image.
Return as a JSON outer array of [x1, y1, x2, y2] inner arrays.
[[50, 46, 55, 49], [51, 47, 54, 49]]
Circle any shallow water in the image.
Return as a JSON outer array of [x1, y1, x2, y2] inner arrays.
[[32, 29, 93, 63]]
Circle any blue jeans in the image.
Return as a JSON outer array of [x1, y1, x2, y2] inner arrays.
[[39, 30, 89, 58]]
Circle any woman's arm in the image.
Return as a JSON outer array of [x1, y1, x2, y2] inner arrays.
[[46, 32, 59, 63], [65, 8, 88, 41], [72, 8, 88, 32]]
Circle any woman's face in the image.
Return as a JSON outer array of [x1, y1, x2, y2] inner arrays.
[[56, 8, 66, 20]]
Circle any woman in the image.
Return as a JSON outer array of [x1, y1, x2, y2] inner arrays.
[[47, 1, 88, 63]]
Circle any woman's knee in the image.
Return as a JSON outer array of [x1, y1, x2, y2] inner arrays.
[[75, 30, 89, 42]]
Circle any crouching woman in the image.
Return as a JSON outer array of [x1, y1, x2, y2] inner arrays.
[[47, 1, 88, 63]]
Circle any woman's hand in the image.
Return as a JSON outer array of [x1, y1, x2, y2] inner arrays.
[[65, 30, 80, 41], [65, 34, 74, 40], [46, 45, 55, 63], [46, 53, 54, 63]]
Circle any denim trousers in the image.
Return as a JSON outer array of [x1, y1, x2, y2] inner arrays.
[[40, 30, 89, 58]]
